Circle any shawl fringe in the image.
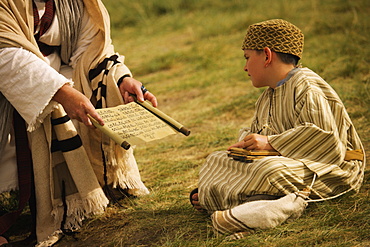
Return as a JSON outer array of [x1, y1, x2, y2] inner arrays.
[[105, 142, 149, 196], [50, 188, 109, 231]]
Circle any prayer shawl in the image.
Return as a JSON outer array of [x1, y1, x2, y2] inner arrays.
[[198, 68, 365, 213], [0, 0, 148, 244]]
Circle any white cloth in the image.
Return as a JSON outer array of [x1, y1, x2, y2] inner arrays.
[[0, 47, 68, 126], [211, 192, 308, 235], [229, 193, 307, 229]]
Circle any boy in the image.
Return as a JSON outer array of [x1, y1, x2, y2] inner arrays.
[[191, 19, 365, 237]]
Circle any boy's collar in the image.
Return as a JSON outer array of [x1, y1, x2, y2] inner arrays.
[[275, 67, 300, 88]]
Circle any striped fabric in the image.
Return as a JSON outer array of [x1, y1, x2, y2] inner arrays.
[[89, 54, 121, 109], [211, 209, 254, 234], [198, 68, 365, 212], [28, 106, 109, 244], [50, 108, 109, 227]]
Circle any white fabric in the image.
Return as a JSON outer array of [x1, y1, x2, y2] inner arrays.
[[0, 0, 65, 193], [229, 193, 307, 229], [211, 192, 309, 236], [0, 47, 68, 128]]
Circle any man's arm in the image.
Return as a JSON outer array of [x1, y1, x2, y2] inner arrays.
[[0, 47, 103, 129]]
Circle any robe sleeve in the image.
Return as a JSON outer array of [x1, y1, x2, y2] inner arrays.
[[268, 90, 348, 176], [0, 47, 71, 131]]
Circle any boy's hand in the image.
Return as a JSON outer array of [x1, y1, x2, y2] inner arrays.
[[243, 134, 274, 150], [227, 140, 246, 150], [228, 134, 275, 151]]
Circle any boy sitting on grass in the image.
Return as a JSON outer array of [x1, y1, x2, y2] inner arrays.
[[190, 19, 365, 238]]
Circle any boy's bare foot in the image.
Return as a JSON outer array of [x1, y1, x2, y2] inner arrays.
[[0, 236, 8, 246], [189, 188, 207, 213]]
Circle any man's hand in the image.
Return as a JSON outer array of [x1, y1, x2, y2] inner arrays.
[[228, 134, 275, 151], [52, 84, 104, 128], [118, 76, 158, 107]]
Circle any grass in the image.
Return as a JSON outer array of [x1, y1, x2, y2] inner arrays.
[[3, 0, 370, 246]]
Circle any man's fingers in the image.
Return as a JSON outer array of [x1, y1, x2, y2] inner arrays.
[[135, 88, 144, 102], [89, 112, 104, 126], [80, 115, 93, 128], [86, 112, 104, 128], [123, 91, 130, 103], [145, 92, 158, 107]]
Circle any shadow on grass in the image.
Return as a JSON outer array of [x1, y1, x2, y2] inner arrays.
[[3, 172, 370, 247], [55, 205, 212, 247], [55, 170, 370, 247]]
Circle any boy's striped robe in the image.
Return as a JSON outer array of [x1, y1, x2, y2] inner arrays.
[[198, 68, 365, 212]]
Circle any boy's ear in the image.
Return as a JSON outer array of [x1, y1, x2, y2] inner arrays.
[[264, 47, 272, 67]]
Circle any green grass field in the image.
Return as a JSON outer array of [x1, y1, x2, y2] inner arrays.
[[3, 0, 370, 246]]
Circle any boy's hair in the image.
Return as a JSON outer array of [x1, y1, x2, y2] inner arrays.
[[256, 50, 300, 66], [276, 52, 300, 66], [242, 19, 304, 59]]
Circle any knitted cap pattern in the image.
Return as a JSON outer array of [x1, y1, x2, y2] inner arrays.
[[242, 19, 304, 59]]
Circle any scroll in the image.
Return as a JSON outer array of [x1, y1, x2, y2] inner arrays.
[[89, 101, 190, 149], [228, 147, 280, 163]]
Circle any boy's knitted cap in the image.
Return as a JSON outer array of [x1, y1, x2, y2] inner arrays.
[[242, 19, 304, 59]]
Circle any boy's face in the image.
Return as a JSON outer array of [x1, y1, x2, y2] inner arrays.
[[243, 49, 267, 88]]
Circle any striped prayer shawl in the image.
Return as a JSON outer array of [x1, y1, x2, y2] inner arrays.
[[0, 0, 146, 244], [30, 106, 109, 244], [198, 68, 365, 212]]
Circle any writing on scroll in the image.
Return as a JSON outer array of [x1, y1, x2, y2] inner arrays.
[[96, 102, 176, 144]]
